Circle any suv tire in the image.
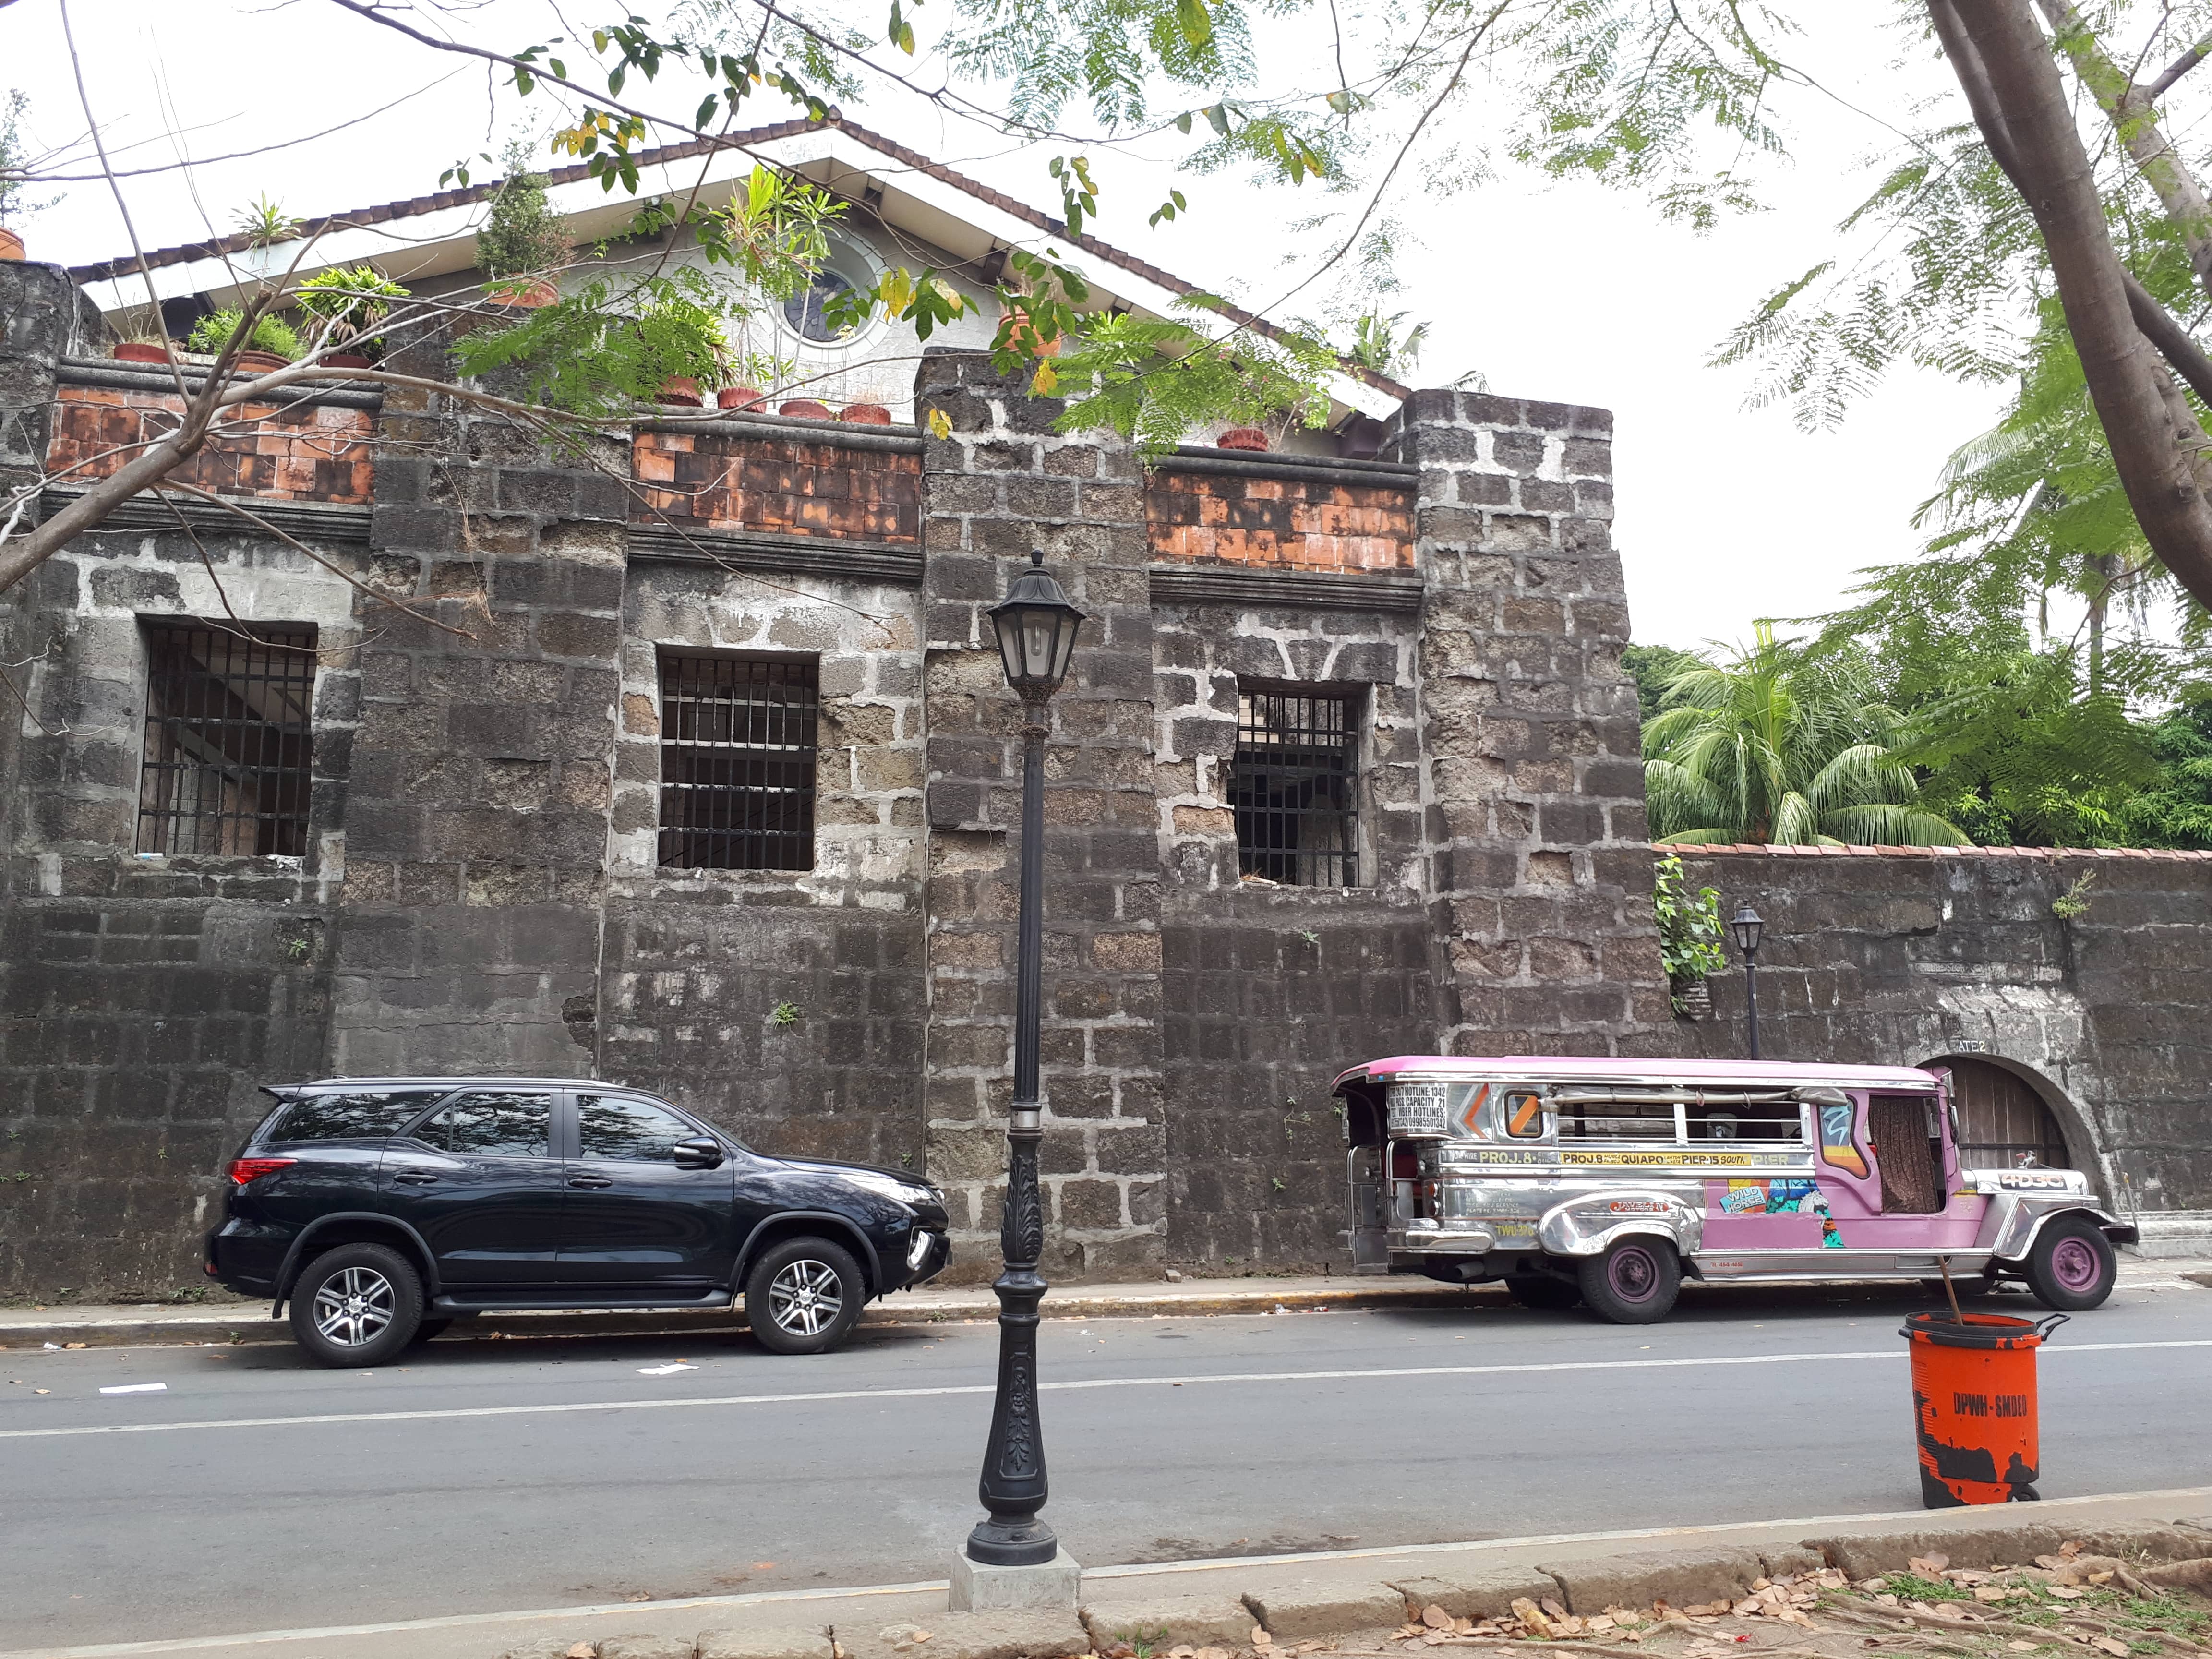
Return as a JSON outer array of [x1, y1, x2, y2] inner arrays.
[[1577, 1235, 1682, 1324], [289, 1242, 423, 1367], [2024, 1216, 2116, 1310], [746, 1236, 864, 1355]]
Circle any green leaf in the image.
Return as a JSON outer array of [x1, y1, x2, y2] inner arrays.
[[1203, 102, 1230, 136], [1175, 111, 1193, 135], [608, 65, 626, 97], [696, 95, 719, 129], [548, 57, 566, 80], [1175, 0, 1212, 50]]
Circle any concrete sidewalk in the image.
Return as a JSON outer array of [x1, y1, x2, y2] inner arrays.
[[8, 1485, 2208, 1659], [5, 1259, 2205, 1351]]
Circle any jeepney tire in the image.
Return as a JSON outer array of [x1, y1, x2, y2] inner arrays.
[[2024, 1216, 2116, 1311], [1577, 1236, 1681, 1324], [1504, 1275, 1582, 1311]]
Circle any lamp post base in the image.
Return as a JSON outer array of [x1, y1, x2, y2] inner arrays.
[[949, 1547, 1082, 1612]]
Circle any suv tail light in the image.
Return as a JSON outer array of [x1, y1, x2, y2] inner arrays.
[[227, 1157, 296, 1185]]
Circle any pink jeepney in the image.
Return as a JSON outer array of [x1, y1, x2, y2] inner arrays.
[[1333, 1055, 2136, 1324]]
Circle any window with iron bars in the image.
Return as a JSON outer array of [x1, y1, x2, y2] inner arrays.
[[657, 654, 818, 871], [1231, 687, 1360, 887], [136, 622, 317, 856]]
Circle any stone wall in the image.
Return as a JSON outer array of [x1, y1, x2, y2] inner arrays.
[[1671, 845, 2212, 1234]]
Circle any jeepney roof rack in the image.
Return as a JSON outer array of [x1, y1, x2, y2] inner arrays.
[[1549, 1087, 1800, 1106]]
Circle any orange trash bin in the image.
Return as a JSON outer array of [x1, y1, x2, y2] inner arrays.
[[1900, 1310, 2067, 1507]]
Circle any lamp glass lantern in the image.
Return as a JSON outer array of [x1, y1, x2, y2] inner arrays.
[[1729, 905, 1765, 957], [987, 550, 1084, 695]]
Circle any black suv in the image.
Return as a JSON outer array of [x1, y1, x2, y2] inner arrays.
[[206, 1077, 951, 1366]]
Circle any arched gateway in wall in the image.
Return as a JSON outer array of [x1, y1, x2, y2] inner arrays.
[[1928, 1055, 2082, 1171]]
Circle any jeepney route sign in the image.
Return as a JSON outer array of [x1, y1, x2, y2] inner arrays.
[[1562, 1149, 1774, 1167]]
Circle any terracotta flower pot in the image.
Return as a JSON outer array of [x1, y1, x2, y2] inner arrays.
[[323, 352, 373, 370], [114, 342, 172, 365], [233, 350, 289, 373], [1218, 427, 1269, 452], [717, 385, 765, 411], [484, 276, 558, 309], [838, 403, 892, 426], [779, 398, 833, 421], [661, 376, 704, 407], [1000, 314, 1063, 359], [0, 228, 24, 262]]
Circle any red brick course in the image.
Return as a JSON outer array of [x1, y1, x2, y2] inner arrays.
[[46, 385, 375, 503], [1145, 468, 1413, 573], [633, 428, 922, 543]]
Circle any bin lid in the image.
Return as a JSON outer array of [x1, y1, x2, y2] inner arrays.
[[1900, 1310, 2068, 1349]]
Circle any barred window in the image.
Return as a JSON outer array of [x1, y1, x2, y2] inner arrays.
[[657, 654, 818, 870], [1231, 688, 1359, 887], [136, 622, 316, 856]]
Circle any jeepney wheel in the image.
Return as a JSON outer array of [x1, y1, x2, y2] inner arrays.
[[2024, 1216, 2116, 1311], [1504, 1274, 1582, 1311], [1578, 1236, 1681, 1324]]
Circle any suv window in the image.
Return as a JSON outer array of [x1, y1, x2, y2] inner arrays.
[[578, 1094, 698, 1162], [270, 1090, 446, 1142], [421, 1091, 553, 1157]]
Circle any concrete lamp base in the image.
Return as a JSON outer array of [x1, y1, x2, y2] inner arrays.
[[948, 1548, 1082, 1611]]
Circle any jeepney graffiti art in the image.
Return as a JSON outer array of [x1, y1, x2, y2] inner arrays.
[[1818, 1100, 1870, 1178], [1719, 1178, 1820, 1214]]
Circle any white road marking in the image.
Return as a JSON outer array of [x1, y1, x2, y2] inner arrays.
[[9, 1487, 2211, 1659], [4, 1338, 2209, 1442]]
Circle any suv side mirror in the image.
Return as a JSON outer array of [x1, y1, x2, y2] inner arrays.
[[672, 1137, 725, 1170]]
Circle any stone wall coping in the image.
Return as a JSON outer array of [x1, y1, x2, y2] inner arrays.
[[626, 523, 923, 586], [57, 357, 385, 410], [1149, 564, 1424, 613], [637, 411, 925, 454], [39, 486, 375, 543], [1667, 841, 2212, 862], [1155, 445, 1419, 490]]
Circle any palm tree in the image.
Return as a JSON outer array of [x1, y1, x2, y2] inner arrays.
[[1641, 623, 1969, 846]]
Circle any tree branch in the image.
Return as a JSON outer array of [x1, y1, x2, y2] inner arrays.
[[1935, 0, 2212, 611], [2144, 31, 2212, 102]]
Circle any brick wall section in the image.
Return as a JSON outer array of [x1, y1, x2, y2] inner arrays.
[[914, 348, 1166, 1281], [1146, 464, 1413, 572], [324, 330, 626, 1074], [634, 426, 921, 543], [1392, 391, 1672, 1054], [48, 384, 375, 503], [1672, 844, 2212, 1216]]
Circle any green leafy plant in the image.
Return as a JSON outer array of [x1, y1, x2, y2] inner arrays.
[[186, 309, 302, 362], [475, 139, 572, 280], [770, 1000, 802, 1027], [2051, 870, 2097, 921], [232, 193, 302, 249], [456, 265, 743, 417], [295, 266, 410, 359], [1652, 853, 1727, 986], [0, 89, 60, 231]]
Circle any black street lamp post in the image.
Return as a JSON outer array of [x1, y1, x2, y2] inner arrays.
[[1730, 904, 1766, 1061], [965, 551, 1085, 1573]]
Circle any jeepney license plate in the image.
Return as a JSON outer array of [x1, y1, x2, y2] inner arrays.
[[1387, 1082, 1451, 1137]]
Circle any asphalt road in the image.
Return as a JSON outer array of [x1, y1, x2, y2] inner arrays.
[[6, 1278, 2210, 1652]]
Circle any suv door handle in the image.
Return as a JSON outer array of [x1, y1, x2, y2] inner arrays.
[[393, 1171, 440, 1186], [567, 1174, 614, 1190]]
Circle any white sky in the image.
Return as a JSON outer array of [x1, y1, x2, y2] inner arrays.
[[2, 0, 2011, 652]]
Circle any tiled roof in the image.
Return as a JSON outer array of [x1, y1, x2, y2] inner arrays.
[[1665, 842, 2212, 861], [70, 115, 1411, 402]]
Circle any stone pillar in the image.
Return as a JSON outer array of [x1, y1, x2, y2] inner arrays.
[[914, 349, 1166, 1279], [0, 262, 103, 515], [1395, 390, 1671, 1053], [324, 331, 626, 1074]]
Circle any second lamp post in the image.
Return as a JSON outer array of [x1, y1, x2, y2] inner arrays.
[[1730, 904, 1766, 1061], [965, 550, 1085, 1575]]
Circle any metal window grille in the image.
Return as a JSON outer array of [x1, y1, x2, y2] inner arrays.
[[1231, 689, 1359, 887], [136, 622, 317, 856], [657, 655, 818, 871]]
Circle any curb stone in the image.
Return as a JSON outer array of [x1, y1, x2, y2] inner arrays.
[[1383, 1570, 1562, 1623], [1081, 1597, 1256, 1649], [692, 1626, 847, 1659], [1238, 1586, 1407, 1641], [1538, 1549, 1765, 1615], [600, 1640, 701, 1659]]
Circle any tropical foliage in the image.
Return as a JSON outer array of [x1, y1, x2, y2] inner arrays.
[[1651, 853, 1728, 985], [1640, 623, 1968, 847]]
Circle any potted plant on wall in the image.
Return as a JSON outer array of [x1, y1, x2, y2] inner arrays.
[[1654, 851, 1727, 1020], [295, 265, 410, 367], [476, 140, 571, 308], [186, 308, 303, 373]]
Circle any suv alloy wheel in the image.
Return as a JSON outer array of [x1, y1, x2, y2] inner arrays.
[[289, 1242, 424, 1367], [745, 1236, 864, 1355]]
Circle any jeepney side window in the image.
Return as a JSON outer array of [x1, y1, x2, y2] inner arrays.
[[1686, 1100, 1804, 1142], [1502, 1090, 1546, 1138], [1558, 1101, 1680, 1142]]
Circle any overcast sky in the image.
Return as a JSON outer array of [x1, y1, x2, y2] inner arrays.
[[4, 0, 2010, 653]]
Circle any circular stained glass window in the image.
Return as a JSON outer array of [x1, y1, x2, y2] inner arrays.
[[783, 267, 856, 343]]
